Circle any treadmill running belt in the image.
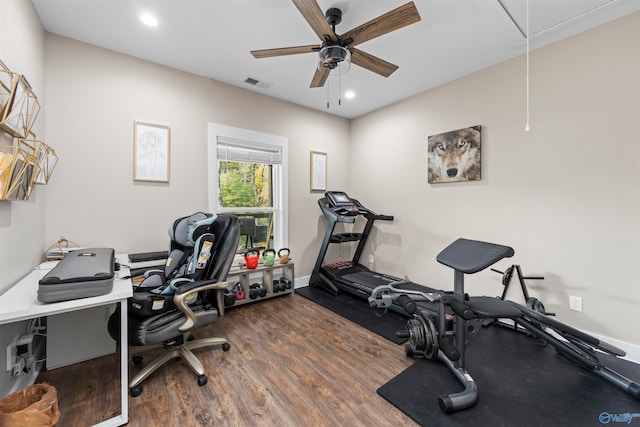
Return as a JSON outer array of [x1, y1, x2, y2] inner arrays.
[[341, 271, 399, 289]]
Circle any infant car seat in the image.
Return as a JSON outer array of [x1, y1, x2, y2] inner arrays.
[[128, 212, 217, 317]]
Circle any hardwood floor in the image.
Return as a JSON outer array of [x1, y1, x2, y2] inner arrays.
[[37, 293, 417, 426]]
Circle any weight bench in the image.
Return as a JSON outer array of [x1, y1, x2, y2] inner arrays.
[[369, 238, 640, 414]]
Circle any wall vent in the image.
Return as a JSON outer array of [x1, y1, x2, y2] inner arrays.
[[244, 77, 272, 90]]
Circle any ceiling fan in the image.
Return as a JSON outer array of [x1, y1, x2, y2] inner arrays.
[[250, 0, 421, 88]]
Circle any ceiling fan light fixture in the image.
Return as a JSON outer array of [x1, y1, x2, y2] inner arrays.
[[140, 13, 159, 27], [249, 1, 422, 88], [318, 45, 351, 75]]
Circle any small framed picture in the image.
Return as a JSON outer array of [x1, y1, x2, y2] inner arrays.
[[134, 120, 170, 182], [310, 150, 327, 192]]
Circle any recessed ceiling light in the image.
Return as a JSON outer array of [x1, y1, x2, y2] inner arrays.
[[345, 90, 356, 99], [140, 13, 159, 27]]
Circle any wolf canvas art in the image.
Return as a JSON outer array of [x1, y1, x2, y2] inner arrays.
[[427, 125, 481, 183]]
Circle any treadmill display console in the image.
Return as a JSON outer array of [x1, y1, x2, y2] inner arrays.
[[326, 191, 354, 207], [325, 191, 360, 215]]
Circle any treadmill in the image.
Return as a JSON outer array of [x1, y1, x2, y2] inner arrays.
[[310, 191, 432, 314]]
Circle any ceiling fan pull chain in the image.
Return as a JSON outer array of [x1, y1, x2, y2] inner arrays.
[[525, 0, 531, 132], [338, 72, 342, 106], [326, 76, 330, 109]]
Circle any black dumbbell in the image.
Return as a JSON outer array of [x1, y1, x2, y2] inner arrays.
[[280, 278, 292, 290], [249, 283, 261, 299], [272, 279, 282, 293]]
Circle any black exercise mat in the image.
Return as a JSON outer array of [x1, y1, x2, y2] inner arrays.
[[378, 324, 640, 426], [296, 285, 408, 344]]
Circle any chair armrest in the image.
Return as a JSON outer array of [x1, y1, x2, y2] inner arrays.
[[143, 269, 163, 278], [175, 279, 224, 294], [174, 279, 228, 332]]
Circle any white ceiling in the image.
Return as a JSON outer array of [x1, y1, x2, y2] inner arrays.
[[32, 0, 640, 119]]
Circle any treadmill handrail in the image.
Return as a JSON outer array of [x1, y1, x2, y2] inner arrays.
[[318, 196, 394, 222], [351, 197, 394, 221], [318, 198, 356, 223]]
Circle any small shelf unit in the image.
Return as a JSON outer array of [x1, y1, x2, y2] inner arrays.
[[217, 262, 294, 315]]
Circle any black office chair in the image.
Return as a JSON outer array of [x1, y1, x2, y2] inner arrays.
[[238, 215, 256, 249], [109, 213, 239, 397]]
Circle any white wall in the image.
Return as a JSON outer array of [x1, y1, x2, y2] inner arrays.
[[0, 0, 46, 397], [0, 0, 46, 293], [350, 12, 640, 346]]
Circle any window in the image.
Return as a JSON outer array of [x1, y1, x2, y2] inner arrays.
[[208, 124, 288, 253]]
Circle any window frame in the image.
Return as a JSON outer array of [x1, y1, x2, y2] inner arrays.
[[207, 123, 288, 251]]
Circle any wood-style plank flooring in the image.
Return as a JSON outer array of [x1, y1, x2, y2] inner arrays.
[[37, 293, 417, 426]]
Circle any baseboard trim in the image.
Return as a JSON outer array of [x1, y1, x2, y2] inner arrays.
[[590, 333, 640, 364], [294, 275, 310, 289]]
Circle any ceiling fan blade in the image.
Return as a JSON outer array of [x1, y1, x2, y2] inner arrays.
[[292, 0, 337, 42], [349, 47, 398, 78], [340, 2, 421, 47], [251, 44, 319, 59], [310, 66, 330, 88]]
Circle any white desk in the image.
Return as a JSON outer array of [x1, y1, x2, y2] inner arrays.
[[0, 259, 133, 427]]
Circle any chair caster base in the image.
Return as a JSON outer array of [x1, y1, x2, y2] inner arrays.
[[198, 374, 207, 386], [223, 343, 231, 351], [130, 384, 143, 397]]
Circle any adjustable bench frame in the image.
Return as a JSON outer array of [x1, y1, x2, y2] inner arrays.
[[369, 238, 640, 414]]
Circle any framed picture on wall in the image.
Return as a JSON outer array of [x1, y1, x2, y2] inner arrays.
[[427, 125, 481, 184], [133, 120, 170, 183], [310, 150, 327, 192]]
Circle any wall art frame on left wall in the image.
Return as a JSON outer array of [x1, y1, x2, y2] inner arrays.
[[310, 150, 327, 192], [133, 120, 170, 183]]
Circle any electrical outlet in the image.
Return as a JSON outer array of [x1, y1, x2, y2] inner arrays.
[[5, 334, 19, 371], [569, 296, 583, 312], [368, 254, 374, 264], [16, 335, 34, 357]]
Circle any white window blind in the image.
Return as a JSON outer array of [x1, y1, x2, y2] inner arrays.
[[216, 136, 281, 165]]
